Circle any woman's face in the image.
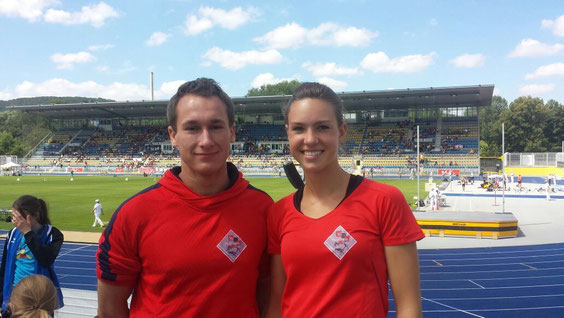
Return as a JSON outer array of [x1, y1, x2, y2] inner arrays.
[[13, 209, 40, 226], [285, 98, 346, 174]]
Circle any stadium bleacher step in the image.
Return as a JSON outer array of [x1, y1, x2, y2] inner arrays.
[[55, 288, 98, 318]]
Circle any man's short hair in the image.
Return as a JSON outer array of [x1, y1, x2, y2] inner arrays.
[[167, 78, 234, 131]]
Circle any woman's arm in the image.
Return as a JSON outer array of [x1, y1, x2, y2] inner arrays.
[[25, 227, 64, 268], [265, 254, 286, 318], [385, 242, 423, 318]]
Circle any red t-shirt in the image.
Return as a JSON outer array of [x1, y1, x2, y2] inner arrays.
[[268, 178, 424, 318], [97, 164, 273, 317]]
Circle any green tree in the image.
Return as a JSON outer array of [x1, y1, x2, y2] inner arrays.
[[479, 95, 507, 156], [0, 131, 16, 154], [0, 111, 50, 156], [498, 96, 551, 152], [246, 80, 301, 96], [545, 99, 564, 152]]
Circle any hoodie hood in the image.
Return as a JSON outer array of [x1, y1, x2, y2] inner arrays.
[[158, 162, 250, 211]]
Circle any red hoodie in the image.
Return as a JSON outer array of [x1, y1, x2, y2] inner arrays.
[[97, 164, 273, 317]]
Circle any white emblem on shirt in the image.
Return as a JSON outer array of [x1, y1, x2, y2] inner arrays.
[[324, 225, 357, 260], [217, 230, 247, 262]]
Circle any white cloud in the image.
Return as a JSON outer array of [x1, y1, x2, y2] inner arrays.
[[146, 32, 171, 47], [11, 78, 144, 100], [253, 23, 307, 49], [183, 6, 258, 35], [519, 83, 555, 96], [493, 87, 502, 96], [251, 73, 297, 88], [203, 47, 283, 70], [525, 62, 564, 79], [88, 44, 114, 51], [0, 0, 59, 22], [449, 53, 486, 68], [508, 39, 564, 58], [96, 65, 109, 72], [541, 15, 564, 37], [317, 77, 348, 91], [254, 22, 377, 49], [0, 89, 13, 100], [360, 51, 436, 73], [50, 51, 95, 69], [2, 78, 189, 101], [155, 80, 186, 99], [44, 1, 118, 27], [302, 62, 362, 77]]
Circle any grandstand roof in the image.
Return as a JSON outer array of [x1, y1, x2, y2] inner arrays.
[[7, 84, 494, 120]]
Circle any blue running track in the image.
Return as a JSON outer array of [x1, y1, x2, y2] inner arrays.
[[1, 239, 563, 317]]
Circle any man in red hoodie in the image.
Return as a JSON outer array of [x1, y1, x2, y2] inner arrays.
[[96, 78, 273, 317]]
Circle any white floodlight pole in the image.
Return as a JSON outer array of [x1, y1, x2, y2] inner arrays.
[[417, 125, 420, 210], [150, 72, 154, 101], [502, 122, 505, 213]]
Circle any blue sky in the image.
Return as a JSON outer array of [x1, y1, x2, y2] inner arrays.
[[1, 0, 563, 103]]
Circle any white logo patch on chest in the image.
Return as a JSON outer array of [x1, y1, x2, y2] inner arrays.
[[324, 225, 357, 260], [217, 230, 247, 262]]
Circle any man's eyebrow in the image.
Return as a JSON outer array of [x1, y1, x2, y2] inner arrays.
[[289, 120, 332, 125], [180, 118, 227, 126]]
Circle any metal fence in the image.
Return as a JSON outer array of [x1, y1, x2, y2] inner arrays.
[[505, 152, 564, 167]]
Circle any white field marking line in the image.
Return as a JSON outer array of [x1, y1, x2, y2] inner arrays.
[[420, 266, 564, 275], [422, 283, 564, 291], [55, 259, 96, 264], [420, 259, 564, 268], [468, 280, 485, 289], [57, 245, 91, 257], [432, 260, 444, 266], [422, 297, 485, 318], [421, 274, 564, 282], [59, 282, 97, 287], [420, 247, 564, 257], [402, 294, 564, 301], [390, 305, 564, 313], [438, 305, 564, 312], [520, 263, 538, 270], [420, 252, 564, 262], [53, 266, 95, 271], [56, 273, 96, 278]]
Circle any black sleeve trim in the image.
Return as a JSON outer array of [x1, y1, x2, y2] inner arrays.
[[98, 183, 161, 282]]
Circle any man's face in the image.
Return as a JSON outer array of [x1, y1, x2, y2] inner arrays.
[[168, 94, 235, 179]]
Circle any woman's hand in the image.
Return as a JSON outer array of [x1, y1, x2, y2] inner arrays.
[[12, 211, 32, 234]]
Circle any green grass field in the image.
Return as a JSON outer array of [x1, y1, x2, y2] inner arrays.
[[0, 175, 429, 232]]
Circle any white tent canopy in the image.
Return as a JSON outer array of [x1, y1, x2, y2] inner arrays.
[[1, 162, 20, 169]]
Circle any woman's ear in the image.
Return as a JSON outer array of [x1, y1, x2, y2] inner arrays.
[[338, 123, 347, 143]]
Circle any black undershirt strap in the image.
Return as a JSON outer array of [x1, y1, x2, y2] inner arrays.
[[293, 174, 364, 213]]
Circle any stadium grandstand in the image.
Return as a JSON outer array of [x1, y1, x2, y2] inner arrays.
[[7, 84, 494, 178]]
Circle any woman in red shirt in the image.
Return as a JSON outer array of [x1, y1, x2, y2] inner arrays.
[[266, 83, 424, 318]]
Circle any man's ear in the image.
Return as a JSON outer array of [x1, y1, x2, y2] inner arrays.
[[168, 126, 177, 147], [230, 125, 236, 143]]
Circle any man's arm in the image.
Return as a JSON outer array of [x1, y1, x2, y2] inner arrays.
[[256, 252, 270, 317], [385, 242, 423, 318], [97, 280, 132, 318], [265, 254, 286, 318]]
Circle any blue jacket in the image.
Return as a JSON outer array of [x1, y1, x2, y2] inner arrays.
[[0, 225, 64, 309]]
